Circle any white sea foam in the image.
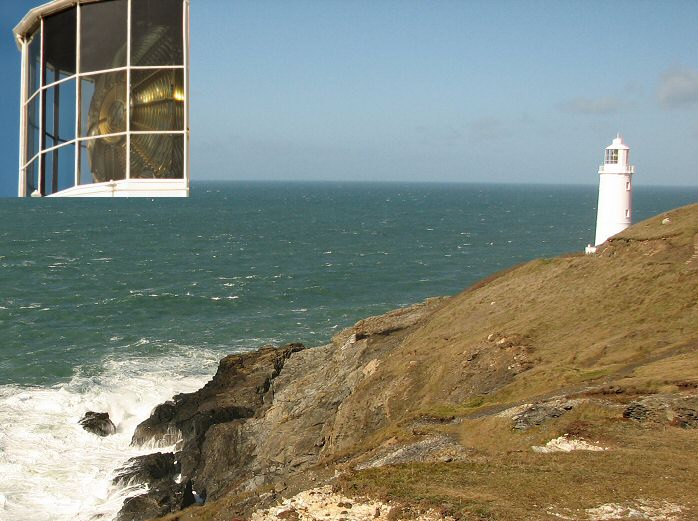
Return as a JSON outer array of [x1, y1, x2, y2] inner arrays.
[[0, 347, 221, 521]]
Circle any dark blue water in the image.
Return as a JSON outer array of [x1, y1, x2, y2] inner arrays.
[[1, 182, 696, 387]]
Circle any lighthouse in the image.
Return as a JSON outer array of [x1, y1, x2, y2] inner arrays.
[[587, 135, 635, 252]]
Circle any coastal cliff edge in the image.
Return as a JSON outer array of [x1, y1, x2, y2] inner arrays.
[[118, 203, 698, 521]]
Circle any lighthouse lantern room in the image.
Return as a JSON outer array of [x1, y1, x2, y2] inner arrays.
[[587, 135, 635, 252]]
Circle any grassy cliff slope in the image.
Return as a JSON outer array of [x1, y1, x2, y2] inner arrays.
[[330, 203, 698, 520], [156, 203, 698, 521]]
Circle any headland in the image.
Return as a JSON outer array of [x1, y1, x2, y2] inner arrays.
[[115, 203, 698, 521]]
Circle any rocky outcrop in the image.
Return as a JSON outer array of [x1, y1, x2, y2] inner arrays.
[[330, 297, 448, 346], [131, 343, 306, 448], [354, 435, 471, 470], [511, 400, 577, 431], [117, 480, 192, 521], [118, 300, 444, 520], [129, 343, 305, 497], [114, 452, 177, 487], [79, 411, 116, 436], [114, 452, 192, 521], [623, 395, 698, 428]]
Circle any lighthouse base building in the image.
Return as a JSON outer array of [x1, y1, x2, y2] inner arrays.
[[586, 135, 635, 254]]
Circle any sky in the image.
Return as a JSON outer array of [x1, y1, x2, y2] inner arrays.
[[1, 0, 698, 196]]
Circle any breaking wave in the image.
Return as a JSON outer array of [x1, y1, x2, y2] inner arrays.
[[0, 346, 223, 521]]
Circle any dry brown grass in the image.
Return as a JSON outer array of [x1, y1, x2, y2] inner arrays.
[[334, 203, 698, 519], [380, 204, 696, 416], [340, 414, 698, 520]]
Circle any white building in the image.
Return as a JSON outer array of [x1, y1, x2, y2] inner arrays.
[[14, 0, 190, 197], [586, 135, 635, 253]]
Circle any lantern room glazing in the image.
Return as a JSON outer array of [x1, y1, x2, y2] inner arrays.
[[14, 0, 190, 197]]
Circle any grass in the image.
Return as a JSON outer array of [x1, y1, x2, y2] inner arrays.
[[330, 204, 698, 519], [412, 396, 489, 421], [340, 419, 698, 520]]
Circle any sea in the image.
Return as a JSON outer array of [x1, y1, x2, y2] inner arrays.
[[1, 181, 697, 520]]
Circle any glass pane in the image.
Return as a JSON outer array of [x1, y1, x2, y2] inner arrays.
[[42, 144, 76, 195], [44, 79, 76, 147], [28, 29, 41, 95], [130, 134, 183, 179], [80, 71, 126, 138], [131, 69, 184, 131], [131, 0, 183, 66], [44, 134, 56, 152], [25, 158, 38, 196], [26, 96, 40, 163], [43, 7, 76, 85], [79, 137, 126, 184], [80, 0, 127, 73]]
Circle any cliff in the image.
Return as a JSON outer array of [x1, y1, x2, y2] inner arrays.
[[119, 203, 698, 521]]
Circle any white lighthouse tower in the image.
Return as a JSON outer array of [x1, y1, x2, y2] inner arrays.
[[587, 135, 635, 252]]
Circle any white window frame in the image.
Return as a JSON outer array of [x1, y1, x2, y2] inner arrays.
[[18, 0, 190, 196]]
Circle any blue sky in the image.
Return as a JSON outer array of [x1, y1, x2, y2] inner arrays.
[[1, 0, 698, 196]]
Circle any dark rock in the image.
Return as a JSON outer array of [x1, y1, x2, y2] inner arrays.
[[131, 343, 305, 448], [181, 479, 196, 509], [79, 411, 116, 437], [113, 452, 176, 486], [623, 402, 649, 421], [113, 452, 184, 521], [118, 344, 305, 521], [116, 480, 186, 521], [117, 494, 161, 521], [512, 403, 571, 430], [623, 395, 698, 427], [130, 402, 179, 446], [673, 406, 698, 428]]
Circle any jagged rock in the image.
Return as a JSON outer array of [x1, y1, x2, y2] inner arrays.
[[116, 299, 450, 520], [623, 396, 698, 427], [116, 480, 187, 521], [331, 298, 448, 346], [118, 344, 306, 520], [131, 343, 306, 448], [79, 411, 116, 437], [113, 452, 183, 521], [512, 402, 573, 430], [355, 435, 470, 470], [181, 479, 196, 509], [623, 402, 649, 421], [113, 452, 177, 486], [673, 406, 698, 428], [117, 494, 162, 521]]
